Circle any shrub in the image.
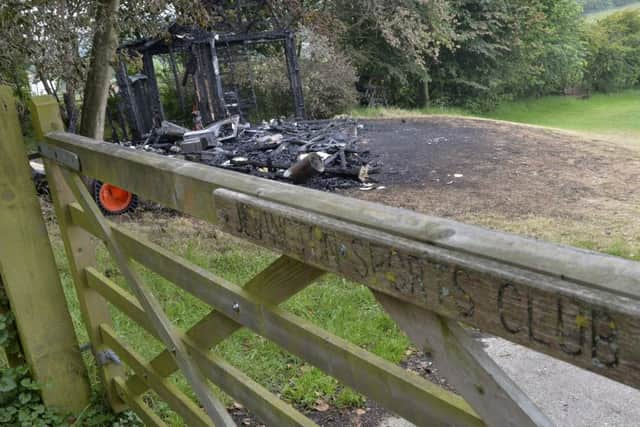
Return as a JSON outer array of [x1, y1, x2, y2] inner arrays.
[[585, 10, 640, 91], [253, 28, 358, 120]]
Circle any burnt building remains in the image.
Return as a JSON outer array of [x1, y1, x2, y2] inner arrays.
[[116, 24, 305, 141]]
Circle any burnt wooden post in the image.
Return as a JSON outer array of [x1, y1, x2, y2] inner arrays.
[[168, 45, 186, 114], [192, 44, 214, 124], [142, 52, 164, 125], [0, 87, 91, 412], [208, 37, 228, 121], [116, 53, 144, 139], [192, 39, 228, 123], [284, 31, 306, 119]]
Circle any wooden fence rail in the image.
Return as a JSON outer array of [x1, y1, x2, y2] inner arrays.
[[29, 96, 640, 426]]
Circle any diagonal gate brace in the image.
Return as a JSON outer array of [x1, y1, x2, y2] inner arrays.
[[59, 169, 235, 427]]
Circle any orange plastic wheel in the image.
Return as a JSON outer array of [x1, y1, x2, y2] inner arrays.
[[98, 183, 134, 214]]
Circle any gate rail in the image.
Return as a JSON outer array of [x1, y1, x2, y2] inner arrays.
[[31, 99, 640, 426]]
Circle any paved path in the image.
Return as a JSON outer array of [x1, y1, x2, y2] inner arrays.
[[379, 337, 640, 427]]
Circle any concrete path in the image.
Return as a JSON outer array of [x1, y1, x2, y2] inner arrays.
[[379, 337, 640, 427]]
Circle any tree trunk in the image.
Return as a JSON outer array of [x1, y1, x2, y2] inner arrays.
[[79, 0, 120, 140], [64, 89, 79, 133]]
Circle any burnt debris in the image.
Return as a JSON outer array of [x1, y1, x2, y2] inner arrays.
[[113, 23, 381, 191], [134, 117, 378, 190]]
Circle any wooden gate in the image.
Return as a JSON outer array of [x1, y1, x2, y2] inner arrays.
[[31, 100, 640, 426]]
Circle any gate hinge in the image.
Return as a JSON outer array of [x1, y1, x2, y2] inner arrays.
[[38, 143, 81, 171]]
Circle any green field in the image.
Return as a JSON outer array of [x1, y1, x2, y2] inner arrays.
[[47, 217, 409, 424], [352, 89, 640, 144], [586, 2, 640, 21], [484, 90, 640, 141]]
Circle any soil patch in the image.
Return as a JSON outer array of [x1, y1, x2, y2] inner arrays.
[[354, 116, 640, 226]]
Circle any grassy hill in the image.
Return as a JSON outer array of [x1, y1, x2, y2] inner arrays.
[[352, 89, 640, 146], [483, 90, 640, 142], [586, 2, 640, 21]]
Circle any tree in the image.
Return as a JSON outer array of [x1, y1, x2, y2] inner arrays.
[[585, 10, 640, 91], [79, 0, 121, 140], [429, 0, 586, 110]]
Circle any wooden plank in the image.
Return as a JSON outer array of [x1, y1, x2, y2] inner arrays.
[[28, 94, 64, 140], [375, 292, 553, 427], [100, 325, 213, 427], [113, 377, 167, 427], [0, 90, 89, 412], [87, 269, 318, 427], [69, 207, 482, 427], [30, 96, 127, 411], [36, 133, 640, 301], [60, 170, 234, 427], [212, 189, 640, 390]]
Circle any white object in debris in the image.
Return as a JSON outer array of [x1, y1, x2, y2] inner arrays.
[[298, 151, 331, 162], [358, 165, 370, 183], [29, 159, 45, 175], [231, 157, 249, 164], [257, 133, 283, 144], [377, 186, 387, 190], [454, 173, 464, 178]]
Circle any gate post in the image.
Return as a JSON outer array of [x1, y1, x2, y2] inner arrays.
[[0, 86, 91, 412]]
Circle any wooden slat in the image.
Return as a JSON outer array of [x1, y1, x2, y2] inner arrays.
[[87, 269, 318, 427], [375, 292, 553, 427], [38, 133, 640, 298], [0, 89, 90, 412], [61, 170, 234, 427], [38, 132, 640, 388], [100, 325, 213, 427], [73, 211, 482, 426], [112, 377, 167, 427], [212, 189, 640, 390]]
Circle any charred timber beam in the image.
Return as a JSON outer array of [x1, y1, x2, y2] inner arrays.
[[168, 45, 186, 114], [208, 39, 228, 120], [116, 54, 144, 139], [284, 31, 306, 119], [192, 45, 213, 124], [142, 52, 164, 124], [120, 31, 288, 56]]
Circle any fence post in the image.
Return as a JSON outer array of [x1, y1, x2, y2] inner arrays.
[[29, 94, 128, 412], [0, 86, 91, 412]]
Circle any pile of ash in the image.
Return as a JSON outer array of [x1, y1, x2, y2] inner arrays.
[[134, 116, 380, 191]]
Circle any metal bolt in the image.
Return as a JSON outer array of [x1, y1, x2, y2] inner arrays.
[[233, 302, 240, 313], [339, 244, 347, 257]]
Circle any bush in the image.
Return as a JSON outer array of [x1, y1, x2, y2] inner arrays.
[[585, 11, 640, 91], [253, 28, 358, 120]]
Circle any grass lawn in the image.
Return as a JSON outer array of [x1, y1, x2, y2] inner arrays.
[[352, 89, 640, 145], [585, 2, 640, 21], [483, 90, 640, 141], [45, 214, 410, 425]]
